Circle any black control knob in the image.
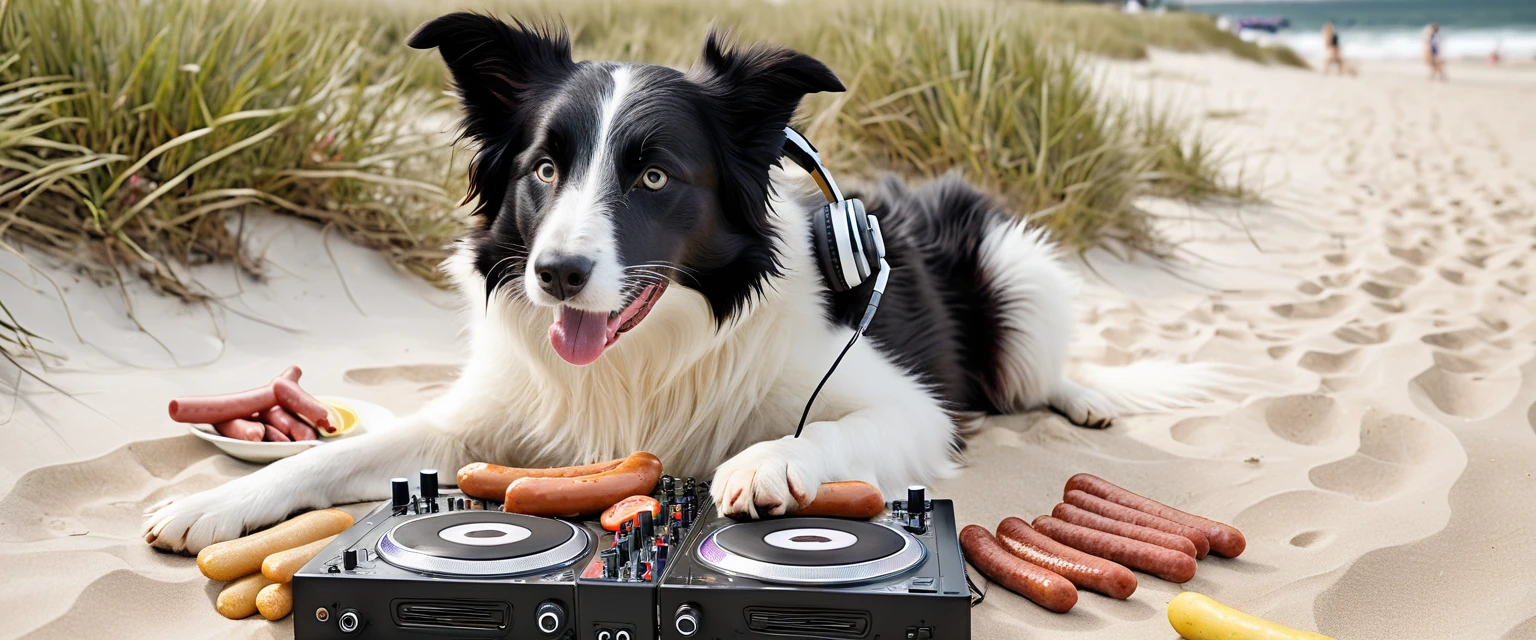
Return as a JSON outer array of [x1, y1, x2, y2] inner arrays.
[[343, 548, 358, 571], [420, 469, 439, 500], [535, 600, 565, 635], [674, 604, 701, 637], [908, 485, 927, 514], [391, 477, 409, 512]]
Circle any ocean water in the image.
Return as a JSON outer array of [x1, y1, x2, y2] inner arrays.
[[1181, 0, 1536, 60]]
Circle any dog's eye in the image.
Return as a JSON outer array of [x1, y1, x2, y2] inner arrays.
[[641, 167, 668, 191], [534, 161, 557, 184]]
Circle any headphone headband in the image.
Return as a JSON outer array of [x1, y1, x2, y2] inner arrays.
[[781, 127, 843, 203]]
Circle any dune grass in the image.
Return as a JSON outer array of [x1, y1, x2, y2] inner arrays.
[[0, 0, 1286, 351]]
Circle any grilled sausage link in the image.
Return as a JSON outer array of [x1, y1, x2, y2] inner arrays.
[[1065, 474, 1244, 558], [1032, 515, 1197, 584], [996, 516, 1137, 599], [961, 524, 1078, 613]]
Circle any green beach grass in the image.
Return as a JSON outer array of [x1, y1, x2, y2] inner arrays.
[[0, 0, 1297, 350]]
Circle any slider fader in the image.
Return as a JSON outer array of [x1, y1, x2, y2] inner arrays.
[[575, 476, 708, 640]]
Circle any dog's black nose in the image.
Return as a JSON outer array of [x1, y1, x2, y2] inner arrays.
[[534, 253, 594, 301]]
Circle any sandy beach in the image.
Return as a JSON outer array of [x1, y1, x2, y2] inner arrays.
[[1, 51, 1534, 639]]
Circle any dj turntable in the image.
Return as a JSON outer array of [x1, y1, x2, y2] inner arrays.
[[292, 470, 596, 639], [291, 471, 968, 640], [658, 487, 970, 640]]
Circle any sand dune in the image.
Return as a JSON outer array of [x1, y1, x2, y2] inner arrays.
[[1, 54, 1534, 639]]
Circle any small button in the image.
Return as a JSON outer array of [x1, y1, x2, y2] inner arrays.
[[908, 576, 937, 593], [906, 626, 917, 639], [917, 628, 933, 640]]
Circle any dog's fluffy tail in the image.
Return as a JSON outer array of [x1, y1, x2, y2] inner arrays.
[[1059, 359, 1237, 418]]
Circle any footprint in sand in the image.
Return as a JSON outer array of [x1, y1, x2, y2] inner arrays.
[[1261, 394, 1345, 445], [1334, 320, 1393, 345], [1359, 280, 1406, 300], [1298, 348, 1360, 374], [1317, 271, 1357, 289], [1410, 364, 1522, 420], [1271, 293, 1351, 320], [1288, 530, 1330, 548], [1371, 265, 1421, 286], [1437, 267, 1465, 284], [1170, 416, 1224, 446], [344, 364, 462, 386], [1308, 410, 1436, 502], [1388, 244, 1434, 267], [1421, 327, 1494, 351]]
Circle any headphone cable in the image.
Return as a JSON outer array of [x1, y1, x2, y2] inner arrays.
[[793, 328, 862, 439]]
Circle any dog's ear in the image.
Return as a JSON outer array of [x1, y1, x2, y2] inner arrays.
[[690, 30, 843, 162], [689, 31, 843, 237], [409, 13, 574, 147]]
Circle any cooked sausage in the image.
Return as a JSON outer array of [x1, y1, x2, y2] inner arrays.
[[1065, 474, 1245, 558], [503, 452, 664, 517], [271, 378, 331, 431], [1065, 489, 1210, 559], [216, 572, 276, 619], [261, 535, 337, 583], [168, 367, 305, 424], [796, 481, 885, 518], [1033, 516, 1196, 583], [214, 418, 264, 442], [960, 524, 1077, 613], [260, 405, 317, 441], [996, 517, 1136, 599], [262, 424, 291, 442], [1052, 503, 1199, 559], [601, 495, 662, 531], [197, 509, 354, 580], [256, 582, 293, 620], [172, 387, 277, 425], [457, 458, 626, 501]]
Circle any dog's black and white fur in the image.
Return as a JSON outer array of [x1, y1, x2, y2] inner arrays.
[[144, 14, 1220, 553]]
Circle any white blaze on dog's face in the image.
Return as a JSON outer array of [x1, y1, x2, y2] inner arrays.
[[409, 15, 844, 366]]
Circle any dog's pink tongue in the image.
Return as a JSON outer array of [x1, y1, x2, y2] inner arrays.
[[549, 307, 610, 366]]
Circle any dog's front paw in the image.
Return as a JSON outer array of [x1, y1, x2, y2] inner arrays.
[[142, 481, 277, 554], [710, 442, 822, 519]]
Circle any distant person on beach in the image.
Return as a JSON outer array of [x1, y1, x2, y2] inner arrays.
[[1488, 41, 1501, 67], [1424, 23, 1447, 81], [1322, 21, 1357, 76]]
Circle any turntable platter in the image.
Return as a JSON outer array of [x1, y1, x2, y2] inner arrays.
[[378, 511, 591, 576], [698, 518, 926, 585]]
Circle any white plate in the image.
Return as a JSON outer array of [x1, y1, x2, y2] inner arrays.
[[188, 396, 395, 464]]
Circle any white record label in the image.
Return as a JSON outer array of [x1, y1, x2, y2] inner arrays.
[[763, 528, 858, 551], [438, 522, 533, 546]]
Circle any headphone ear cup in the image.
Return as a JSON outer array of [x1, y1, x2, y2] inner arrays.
[[849, 199, 881, 267], [810, 203, 851, 292]]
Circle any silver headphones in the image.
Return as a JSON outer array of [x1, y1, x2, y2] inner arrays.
[[781, 127, 889, 332], [779, 127, 890, 437]]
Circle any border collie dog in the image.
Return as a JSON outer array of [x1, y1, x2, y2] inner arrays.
[[144, 14, 1218, 552]]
